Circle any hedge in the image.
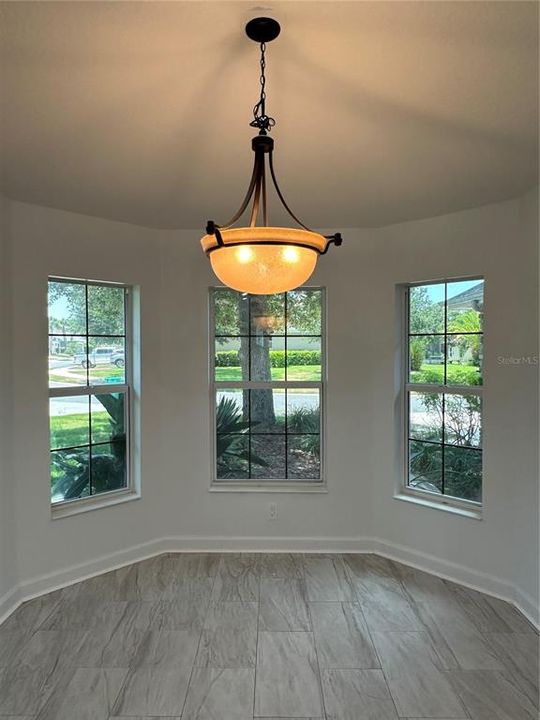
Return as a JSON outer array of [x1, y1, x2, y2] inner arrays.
[[215, 349, 321, 368]]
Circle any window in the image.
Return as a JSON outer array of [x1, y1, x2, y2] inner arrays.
[[48, 278, 132, 507], [211, 288, 324, 484], [403, 278, 484, 507]]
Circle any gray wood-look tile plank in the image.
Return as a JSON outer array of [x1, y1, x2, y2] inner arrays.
[[0, 716, 36, 719], [254, 631, 324, 718], [392, 562, 456, 605], [372, 631, 466, 718], [35, 667, 127, 720], [0, 663, 75, 716], [259, 578, 311, 631], [303, 556, 354, 601], [71, 601, 155, 668], [321, 668, 398, 719], [310, 602, 379, 669], [483, 633, 539, 708], [61, 570, 125, 601], [258, 553, 305, 579], [9, 629, 88, 671], [447, 584, 537, 634], [195, 602, 257, 668], [2, 593, 62, 633], [149, 579, 213, 630], [110, 667, 191, 717], [165, 552, 221, 578], [212, 555, 259, 602], [39, 598, 131, 632], [416, 600, 504, 670], [111, 555, 175, 601], [341, 554, 407, 602], [0, 630, 27, 667], [131, 629, 200, 668], [182, 667, 254, 719], [361, 592, 423, 632], [109, 717, 180, 719], [448, 669, 538, 719], [116, 554, 204, 602]]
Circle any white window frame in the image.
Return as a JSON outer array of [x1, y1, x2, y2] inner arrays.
[[209, 286, 327, 492], [49, 277, 137, 517], [397, 277, 484, 516]]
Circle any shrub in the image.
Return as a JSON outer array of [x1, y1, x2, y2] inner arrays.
[[215, 350, 240, 367], [411, 365, 481, 386], [215, 349, 321, 368], [410, 339, 426, 372]]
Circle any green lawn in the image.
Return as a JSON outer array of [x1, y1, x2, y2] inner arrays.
[[215, 365, 320, 381], [410, 363, 481, 385], [50, 366, 124, 385], [50, 411, 112, 449]]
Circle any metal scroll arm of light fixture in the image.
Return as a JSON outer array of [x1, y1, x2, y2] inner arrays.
[[205, 24, 343, 256], [205, 139, 343, 253]]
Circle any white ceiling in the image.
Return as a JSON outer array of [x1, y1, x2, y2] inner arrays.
[[1, 1, 538, 230]]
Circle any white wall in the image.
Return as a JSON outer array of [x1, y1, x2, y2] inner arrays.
[[8, 202, 165, 587], [0, 195, 17, 606], [1, 191, 538, 622], [366, 190, 538, 617], [511, 188, 539, 608]]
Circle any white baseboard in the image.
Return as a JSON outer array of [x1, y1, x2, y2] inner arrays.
[[163, 535, 373, 554], [513, 587, 540, 629], [1, 534, 538, 630], [0, 584, 21, 627], [0, 537, 168, 626]]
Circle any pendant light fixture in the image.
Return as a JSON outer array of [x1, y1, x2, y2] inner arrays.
[[201, 17, 342, 295]]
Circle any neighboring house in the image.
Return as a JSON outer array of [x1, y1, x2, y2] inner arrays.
[[447, 281, 484, 364], [446, 281, 484, 313]]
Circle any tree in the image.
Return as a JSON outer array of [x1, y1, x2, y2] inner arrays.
[[48, 282, 125, 335], [214, 289, 321, 428], [408, 286, 444, 370], [447, 309, 482, 365], [409, 286, 443, 334]]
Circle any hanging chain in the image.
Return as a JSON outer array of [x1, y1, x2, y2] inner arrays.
[[250, 42, 276, 134]]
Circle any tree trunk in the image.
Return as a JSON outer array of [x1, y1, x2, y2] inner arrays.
[[248, 295, 276, 428], [239, 298, 250, 419]]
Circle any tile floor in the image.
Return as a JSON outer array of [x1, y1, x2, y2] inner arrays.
[[0, 553, 537, 719]]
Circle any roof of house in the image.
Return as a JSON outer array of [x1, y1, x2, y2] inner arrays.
[[447, 281, 484, 310]]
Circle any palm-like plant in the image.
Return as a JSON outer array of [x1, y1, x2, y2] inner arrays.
[[448, 309, 482, 364], [52, 393, 126, 500], [287, 407, 320, 457], [216, 396, 267, 476]]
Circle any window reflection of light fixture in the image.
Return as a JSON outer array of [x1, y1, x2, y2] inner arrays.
[[201, 17, 342, 295], [252, 312, 278, 333]]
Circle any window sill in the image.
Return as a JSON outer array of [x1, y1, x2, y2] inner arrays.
[[51, 489, 140, 520], [393, 492, 482, 520], [210, 482, 328, 494]]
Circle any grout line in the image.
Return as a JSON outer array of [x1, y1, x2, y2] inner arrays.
[[252, 554, 261, 719], [177, 556, 219, 719], [304, 557, 328, 720]]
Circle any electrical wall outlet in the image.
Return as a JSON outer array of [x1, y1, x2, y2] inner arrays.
[[267, 502, 277, 520]]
